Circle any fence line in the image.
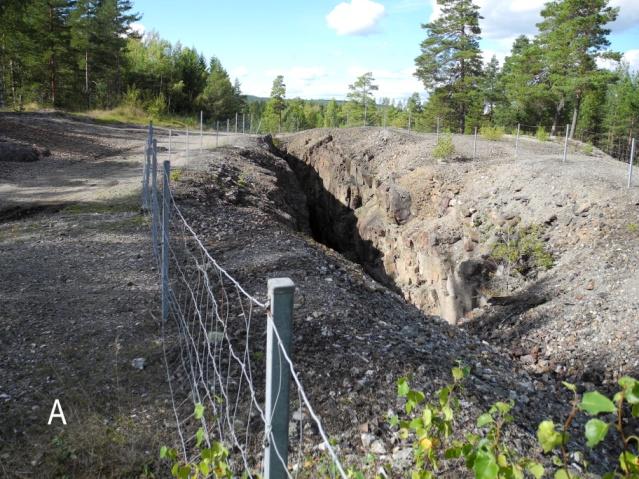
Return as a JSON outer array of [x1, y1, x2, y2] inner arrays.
[[141, 125, 348, 479]]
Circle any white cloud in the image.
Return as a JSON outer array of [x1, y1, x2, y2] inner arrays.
[[236, 65, 424, 102], [326, 0, 386, 36], [609, 0, 639, 31], [129, 22, 146, 37], [428, 0, 639, 62], [625, 49, 639, 71]]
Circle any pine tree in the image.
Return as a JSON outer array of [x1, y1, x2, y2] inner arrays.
[[269, 75, 286, 132], [347, 72, 378, 126], [536, 0, 619, 137], [415, 0, 483, 132]]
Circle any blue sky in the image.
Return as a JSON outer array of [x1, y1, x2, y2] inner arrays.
[[130, 0, 639, 102]]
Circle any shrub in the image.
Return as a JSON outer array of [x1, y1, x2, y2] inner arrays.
[[582, 142, 594, 155], [535, 126, 549, 142], [481, 126, 505, 141], [491, 224, 554, 273], [433, 132, 455, 159], [146, 93, 167, 119]]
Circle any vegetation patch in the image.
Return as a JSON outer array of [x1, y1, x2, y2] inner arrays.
[[535, 126, 549, 142], [481, 126, 505, 141], [491, 224, 554, 275], [432, 132, 455, 159], [582, 142, 594, 156]]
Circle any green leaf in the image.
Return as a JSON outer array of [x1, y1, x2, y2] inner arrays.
[[473, 450, 499, 479], [477, 413, 493, 428], [554, 469, 570, 479], [422, 407, 433, 426], [397, 378, 410, 397], [492, 401, 513, 415], [160, 446, 168, 459], [562, 381, 577, 393], [177, 465, 191, 479], [196, 427, 205, 448], [439, 386, 451, 406], [584, 418, 609, 448], [199, 461, 210, 476], [445, 447, 462, 459], [620, 451, 639, 473], [452, 367, 465, 381], [619, 376, 639, 404], [537, 420, 566, 453], [407, 390, 425, 405], [633, 404, 639, 417], [194, 403, 205, 420], [409, 417, 424, 430], [388, 414, 399, 427], [526, 462, 545, 479], [580, 391, 616, 415], [442, 405, 453, 421]]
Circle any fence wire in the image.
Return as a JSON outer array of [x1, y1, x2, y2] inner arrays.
[[142, 130, 348, 479]]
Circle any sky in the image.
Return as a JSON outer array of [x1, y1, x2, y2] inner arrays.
[[129, 0, 639, 103]]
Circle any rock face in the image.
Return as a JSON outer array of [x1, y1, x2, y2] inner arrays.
[[279, 127, 639, 338], [280, 132, 490, 324]]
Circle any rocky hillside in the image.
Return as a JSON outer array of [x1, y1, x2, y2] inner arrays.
[[280, 127, 639, 390], [165, 129, 637, 474]]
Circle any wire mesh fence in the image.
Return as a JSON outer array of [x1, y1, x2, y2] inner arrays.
[[140, 125, 348, 479]]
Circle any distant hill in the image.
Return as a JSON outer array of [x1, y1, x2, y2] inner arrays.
[[245, 95, 346, 106]]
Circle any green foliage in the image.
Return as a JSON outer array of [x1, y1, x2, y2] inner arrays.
[[491, 225, 554, 273], [414, 0, 483, 132], [160, 403, 234, 479], [347, 72, 379, 126], [535, 126, 549, 142], [582, 142, 595, 155], [432, 133, 455, 159], [481, 126, 505, 141]]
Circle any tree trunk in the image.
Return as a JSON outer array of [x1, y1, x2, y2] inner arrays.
[[569, 93, 581, 139], [551, 96, 565, 136], [9, 59, 16, 107], [85, 50, 89, 109], [49, 6, 56, 106]]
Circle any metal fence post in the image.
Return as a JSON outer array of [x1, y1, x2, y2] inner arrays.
[[151, 139, 159, 258], [227, 119, 230, 133], [235, 112, 238, 133], [628, 137, 636, 188], [216, 121, 219, 147], [242, 113, 245, 134], [562, 124, 569, 162], [264, 278, 294, 479], [515, 123, 520, 158], [142, 140, 150, 211], [162, 160, 171, 323], [473, 126, 478, 159]]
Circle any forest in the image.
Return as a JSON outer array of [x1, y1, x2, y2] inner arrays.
[[1, 0, 637, 160]]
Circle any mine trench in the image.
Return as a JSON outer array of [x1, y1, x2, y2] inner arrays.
[[267, 135, 495, 326]]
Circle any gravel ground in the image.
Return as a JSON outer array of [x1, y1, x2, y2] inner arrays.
[[1, 114, 636, 477]]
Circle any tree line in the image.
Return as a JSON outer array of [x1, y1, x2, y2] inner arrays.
[[0, 0, 245, 122], [1, 0, 637, 160]]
